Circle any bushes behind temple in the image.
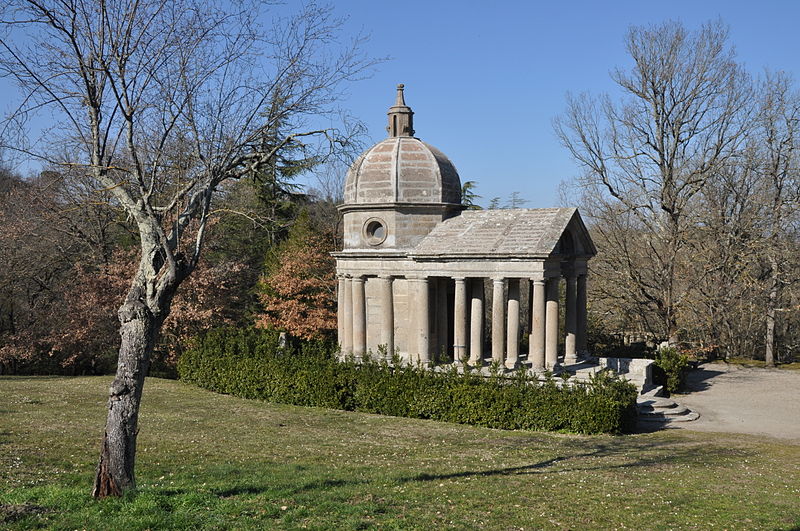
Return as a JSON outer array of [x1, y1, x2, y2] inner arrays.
[[178, 327, 639, 435]]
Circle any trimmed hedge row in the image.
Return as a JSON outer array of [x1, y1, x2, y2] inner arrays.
[[178, 327, 639, 434]]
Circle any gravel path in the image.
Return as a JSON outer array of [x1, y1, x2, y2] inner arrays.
[[674, 362, 800, 442]]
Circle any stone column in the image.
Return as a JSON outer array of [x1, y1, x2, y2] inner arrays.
[[414, 278, 430, 365], [577, 274, 589, 359], [436, 278, 449, 358], [352, 276, 366, 359], [378, 275, 394, 359], [469, 279, 484, 366], [529, 279, 546, 370], [506, 279, 520, 369], [491, 278, 505, 365], [342, 277, 353, 355], [577, 275, 589, 360], [337, 276, 345, 347], [564, 273, 578, 365], [545, 277, 560, 369], [453, 277, 468, 364]]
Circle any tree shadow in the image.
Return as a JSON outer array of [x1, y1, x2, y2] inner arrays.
[[215, 485, 271, 498], [682, 366, 726, 393], [633, 421, 678, 434], [402, 456, 566, 482], [211, 478, 361, 498], [149, 469, 366, 499], [396, 438, 743, 484]]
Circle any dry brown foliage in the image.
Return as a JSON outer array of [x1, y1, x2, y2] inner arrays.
[[0, 249, 247, 374], [255, 230, 336, 340]]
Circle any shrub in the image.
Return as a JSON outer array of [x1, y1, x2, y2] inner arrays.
[[179, 327, 639, 435], [653, 346, 690, 394]]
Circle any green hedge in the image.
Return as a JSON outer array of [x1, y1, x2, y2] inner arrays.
[[178, 327, 639, 434], [653, 347, 690, 394]]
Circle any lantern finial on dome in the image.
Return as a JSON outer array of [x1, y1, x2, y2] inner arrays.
[[387, 83, 414, 137]]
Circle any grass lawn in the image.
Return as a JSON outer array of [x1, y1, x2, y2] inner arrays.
[[1, 376, 799, 530]]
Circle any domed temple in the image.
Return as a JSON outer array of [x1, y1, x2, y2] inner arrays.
[[333, 85, 597, 371]]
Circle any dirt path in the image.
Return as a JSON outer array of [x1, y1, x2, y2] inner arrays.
[[674, 362, 800, 442]]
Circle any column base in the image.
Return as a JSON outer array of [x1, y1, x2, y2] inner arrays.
[[504, 359, 519, 370], [564, 354, 579, 365], [453, 347, 468, 366]]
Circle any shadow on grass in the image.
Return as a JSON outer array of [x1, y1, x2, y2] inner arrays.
[[398, 438, 745, 484], [213, 478, 356, 498], [405, 456, 566, 482], [633, 421, 675, 435]]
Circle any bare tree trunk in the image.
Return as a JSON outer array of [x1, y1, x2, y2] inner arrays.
[[92, 287, 157, 497], [765, 255, 779, 367], [1, 0, 374, 501], [668, 322, 680, 347]]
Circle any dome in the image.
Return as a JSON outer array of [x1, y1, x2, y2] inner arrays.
[[343, 136, 462, 205], [342, 84, 462, 206]]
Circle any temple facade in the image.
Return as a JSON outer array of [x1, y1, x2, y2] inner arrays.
[[333, 85, 596, 370]]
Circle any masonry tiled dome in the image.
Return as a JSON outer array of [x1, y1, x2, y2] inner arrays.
[[343, 136, 462, 205], [337, 84, 464, 252]]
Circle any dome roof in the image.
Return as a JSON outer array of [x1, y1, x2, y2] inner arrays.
[[342, 84, 462, 206], [343, 136, 462, 205]]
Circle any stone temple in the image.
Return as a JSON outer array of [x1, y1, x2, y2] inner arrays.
[[333, 84, 596, 371]]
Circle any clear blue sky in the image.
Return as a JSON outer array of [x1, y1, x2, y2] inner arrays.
[[327, 0, 800, 208], [3, 1, 799, 209]]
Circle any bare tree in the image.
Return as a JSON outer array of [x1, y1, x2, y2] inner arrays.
[[685, 146, 764, 359], [555, 20, 751, 344], [0, 0, 374, 497], [753, 72, 800, 366]]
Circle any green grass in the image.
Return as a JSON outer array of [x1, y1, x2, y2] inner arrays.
[[1, 376, 799, 530]]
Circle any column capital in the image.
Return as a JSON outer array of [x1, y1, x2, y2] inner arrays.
[[377, 274, 394, 280], [491, 277, 505, 284], [531, 278, 546, 286], [351, 275, 365, 283]]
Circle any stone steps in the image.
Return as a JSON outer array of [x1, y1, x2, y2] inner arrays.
[[564, 359, 700, 425], [637, 394, 699, 423]]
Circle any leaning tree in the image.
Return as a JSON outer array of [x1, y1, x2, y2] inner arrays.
[[0, 0, 374, 497]]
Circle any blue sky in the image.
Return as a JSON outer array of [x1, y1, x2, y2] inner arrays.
[[326, 0, 800, 207], [3, 1, 799, 208]]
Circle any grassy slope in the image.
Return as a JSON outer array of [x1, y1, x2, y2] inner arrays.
[[1, 376, 799, 530]]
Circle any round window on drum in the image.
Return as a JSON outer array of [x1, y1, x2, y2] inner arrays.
[[363, 218, 387, 246]]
